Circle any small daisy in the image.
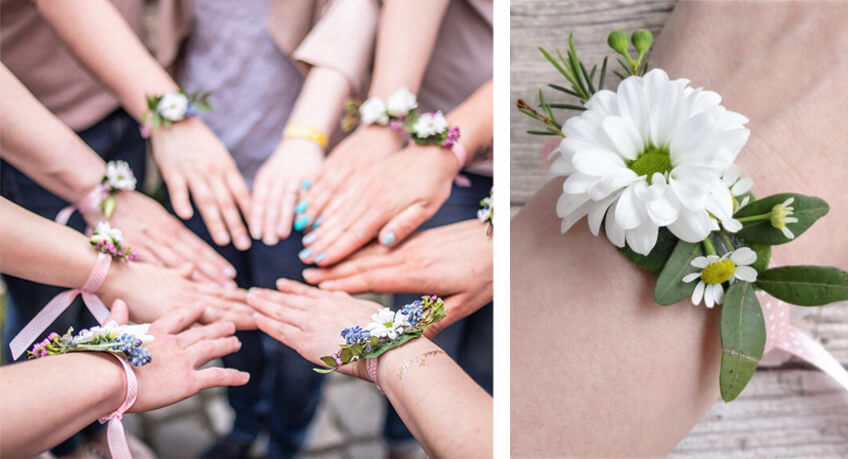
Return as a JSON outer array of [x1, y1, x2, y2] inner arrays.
[[366, 308, 410, 340], [412, 111, 448, 138], [104, 160, 137, 191], [683, 247, 758, 308], [156, 92, 190, 121], [770, 197, 798, 239]]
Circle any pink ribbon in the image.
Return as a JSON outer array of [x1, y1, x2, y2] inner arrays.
[[98, 353, 138, 459], [760, 291, 848, 390], [366, 358, 384, 394], [55, 184, 108, 225], [9, 253, 112, 360], [451, 143, 472, 187]]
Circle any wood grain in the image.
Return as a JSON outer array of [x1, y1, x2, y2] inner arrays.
[[509, 0, 848, 455]]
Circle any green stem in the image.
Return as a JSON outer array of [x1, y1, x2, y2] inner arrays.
[[702, 237, 718, 256], [736, 212, 771, 223], [719, 232, 735, 253]]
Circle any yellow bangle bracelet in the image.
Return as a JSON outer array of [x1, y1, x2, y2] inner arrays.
[[283, 124, 329, 149]]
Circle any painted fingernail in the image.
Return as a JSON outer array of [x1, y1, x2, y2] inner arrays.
[[301, 179, 312, 190], [312, 215, 325, 229], [295, 201, 308, 214], [380, 232, 396, 247], [302, 232, 317, 244], [294, 215, 310, 231], [298, 247, 314, 260], [314, 252, 327, 263]]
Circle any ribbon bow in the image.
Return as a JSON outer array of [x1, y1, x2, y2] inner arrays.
[[55, 184, 108, 226]]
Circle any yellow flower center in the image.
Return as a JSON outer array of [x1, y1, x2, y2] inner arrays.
[[770, 203, 793, 229], [628, 145, 672, 184], [384, 322, 394, 329], [701, 259, 737, 284]]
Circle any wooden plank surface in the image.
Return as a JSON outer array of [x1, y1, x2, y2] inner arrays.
[[509, 0, 848, 455]]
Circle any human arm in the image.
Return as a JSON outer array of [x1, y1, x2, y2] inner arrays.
[[0, 300, 248, 458], [32, 0, 252, 250], [246, 279, 492, 458]]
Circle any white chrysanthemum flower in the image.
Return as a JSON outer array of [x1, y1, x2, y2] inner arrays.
[[478, 196, 493, 222], [122, 323, 155, 346], [550, 69, 750, 255], [386, 87, 418, 117], [366, 308, 410, 340], [412, 111, 448, 138], [711, 164, 754, 232], [683, 247, 758, 308], [157, 92, 189, 121], [105, 160, 137, 190], [93, 221, 124, 245], [359, 97, 389, 125], [770, 197, 798, 239]]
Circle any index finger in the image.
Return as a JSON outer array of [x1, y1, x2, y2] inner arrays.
[[150, 304, 205, 335]]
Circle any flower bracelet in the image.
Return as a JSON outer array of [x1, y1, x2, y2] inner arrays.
[[56, 160, 137, 225], [478, 187, 494, 235], [315, 296, 447, 393], [140, 88, 212, 138], [518, 29, 848, 402]]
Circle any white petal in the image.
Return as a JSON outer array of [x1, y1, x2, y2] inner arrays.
[[625, 221, 659, 256], [704, 284, 716, 308], [604, 208, 626, 247], [646, 195, 680, 226], [668, 208, 712, 243], [587, 193, 620, 236], [614, 185, 642, 230], [691, 256, 709, 268], [585, 89, 619, 117], [616, 76, 650, 140], [572, 150, 626, 176], [558, 196, 592, 233], [602, 116, 643, 161], [562, 173, 596, 194], [722, 218, 742, 233], [713, 283, 725, 305], [730, 247, 757, 266], [692, 281, 705, 306], [682, 272, 701, 283], [722, 164, 740, 187], [734, 265, 758, 282], [731, 177, 754, 196]]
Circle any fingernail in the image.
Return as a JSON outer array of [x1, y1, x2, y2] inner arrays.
[[250, 229, 261, 240], [223, 265, 237, 277], [312, 215, 325, 229], [302, 268, 317, 280], [301, 179, 312, 190], [226, 280, 238, 290], [295, 201, 308, 214], [298, 247, 313, 260], [263, 235, 279, 246], [314, 252, 327, 263], [236, 235, 251, 250], [380, 232, 396, 247], [216, 231, 230, 244], [294, 215, 310, 231], [319, 281, 335, 289], [302, 232, 317, 244]]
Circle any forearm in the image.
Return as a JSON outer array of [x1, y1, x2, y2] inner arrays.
[[285, 67, 351, 140], [368, 0, 450, 98], [447, 79, 493, 167], [0, 66, 105, 204], [0, 353, 124, 457], [377, 338, 493, 458], [35, 0, 178, 121]]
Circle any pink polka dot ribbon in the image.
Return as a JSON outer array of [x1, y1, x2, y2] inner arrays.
[[98, 353, 138, 459]]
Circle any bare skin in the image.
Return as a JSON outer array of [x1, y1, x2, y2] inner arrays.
[[511, 2, 848, 456]]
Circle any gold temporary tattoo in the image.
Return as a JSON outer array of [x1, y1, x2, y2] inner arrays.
[[396, 350, 446, 381]]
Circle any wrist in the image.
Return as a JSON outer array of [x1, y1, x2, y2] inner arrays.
[[373, 337, 439, 395], [68, 352, 128, 417]]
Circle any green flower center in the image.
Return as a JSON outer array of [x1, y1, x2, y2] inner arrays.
[[701, 259, 736, 284], [384, 322, 394, 329], [628, 145, 672, 184]]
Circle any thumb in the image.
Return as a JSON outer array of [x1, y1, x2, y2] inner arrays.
[[377, 203, 431, 248], [424, 293, 464, 339], [106, 299, 130, 325]]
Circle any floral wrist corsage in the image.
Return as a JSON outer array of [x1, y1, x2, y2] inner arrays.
[[28, 321, 153, 367], [478, 187, 494, 235], [100, 160, 137, 217], [518, 30, 848, 401], [141, 88, 212, 137], [91, 221, 137, 263], [315, 296, 446, 373]]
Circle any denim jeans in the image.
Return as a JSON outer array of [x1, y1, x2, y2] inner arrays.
[[0, 109, 147, 456], [178, 204, 324, 458], [383, 173, 494, 451]]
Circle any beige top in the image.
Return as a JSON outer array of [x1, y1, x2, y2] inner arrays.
[[0, 0, 144, 131]]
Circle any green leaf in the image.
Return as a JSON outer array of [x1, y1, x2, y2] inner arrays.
[[735, 193, 829, 245], [719, 282, 765, 402], [339, 348, 353, 364], [313, 367, 336, 374], [362, 331, 423, 359], [618, 227, 677, 275], [547, 84, 581, 98], [598, 56, 608, 90], [653, 239, 704, 305], [750, 243, 771, 272], [549, 103, 587, 111], [526, 130, 558, 136], [756, 265, 848, 306], [102, 196, 116, 218], [320, 356, 338, 369]]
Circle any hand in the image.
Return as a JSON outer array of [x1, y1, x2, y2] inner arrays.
[[83, 190, 237, 287], [150, 117, 252, 250], [246, 278, 382, 380], [249, 138, 323, 246], [100, 300, 250, 413], [300, 144, 458, 266], [303, 219, 492, 336], [295, 125, 403, 231], [100, 261, 256, 329]]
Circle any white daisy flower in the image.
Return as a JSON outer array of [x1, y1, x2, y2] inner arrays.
[[104, 160, 137, 191], [93, 221, 124, 245], [385, 87, 418, 117], [412, 111, 448, 138], [770, 197, 798, 239], [156, 92, 189, 121], [366, 308, 410, 340], [359, 97, 389, 125], [682, 247, 758, 308], [711, 164, 754, 233], [549, 69, 750, 255]]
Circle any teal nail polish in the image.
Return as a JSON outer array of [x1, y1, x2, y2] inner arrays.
[[312, 215, 325, 229], [380, 232, 396, 247], [301, 179, 312, 190], [294, 215, 310, 231], [314, 253, 327, 263], [303, 233, 317, 244], [298, 247, 313, 259], [295, 201, 308, 214]]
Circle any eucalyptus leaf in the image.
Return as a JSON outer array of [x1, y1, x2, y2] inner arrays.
[[618, 227, 677, 275], [653, 239, 704, 305], [735, 193, 829, 245], [756, 265, 848, 306], [340, 348, 353, 364], [719, 282, 765, 402], [362, 332, 423, 359]]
